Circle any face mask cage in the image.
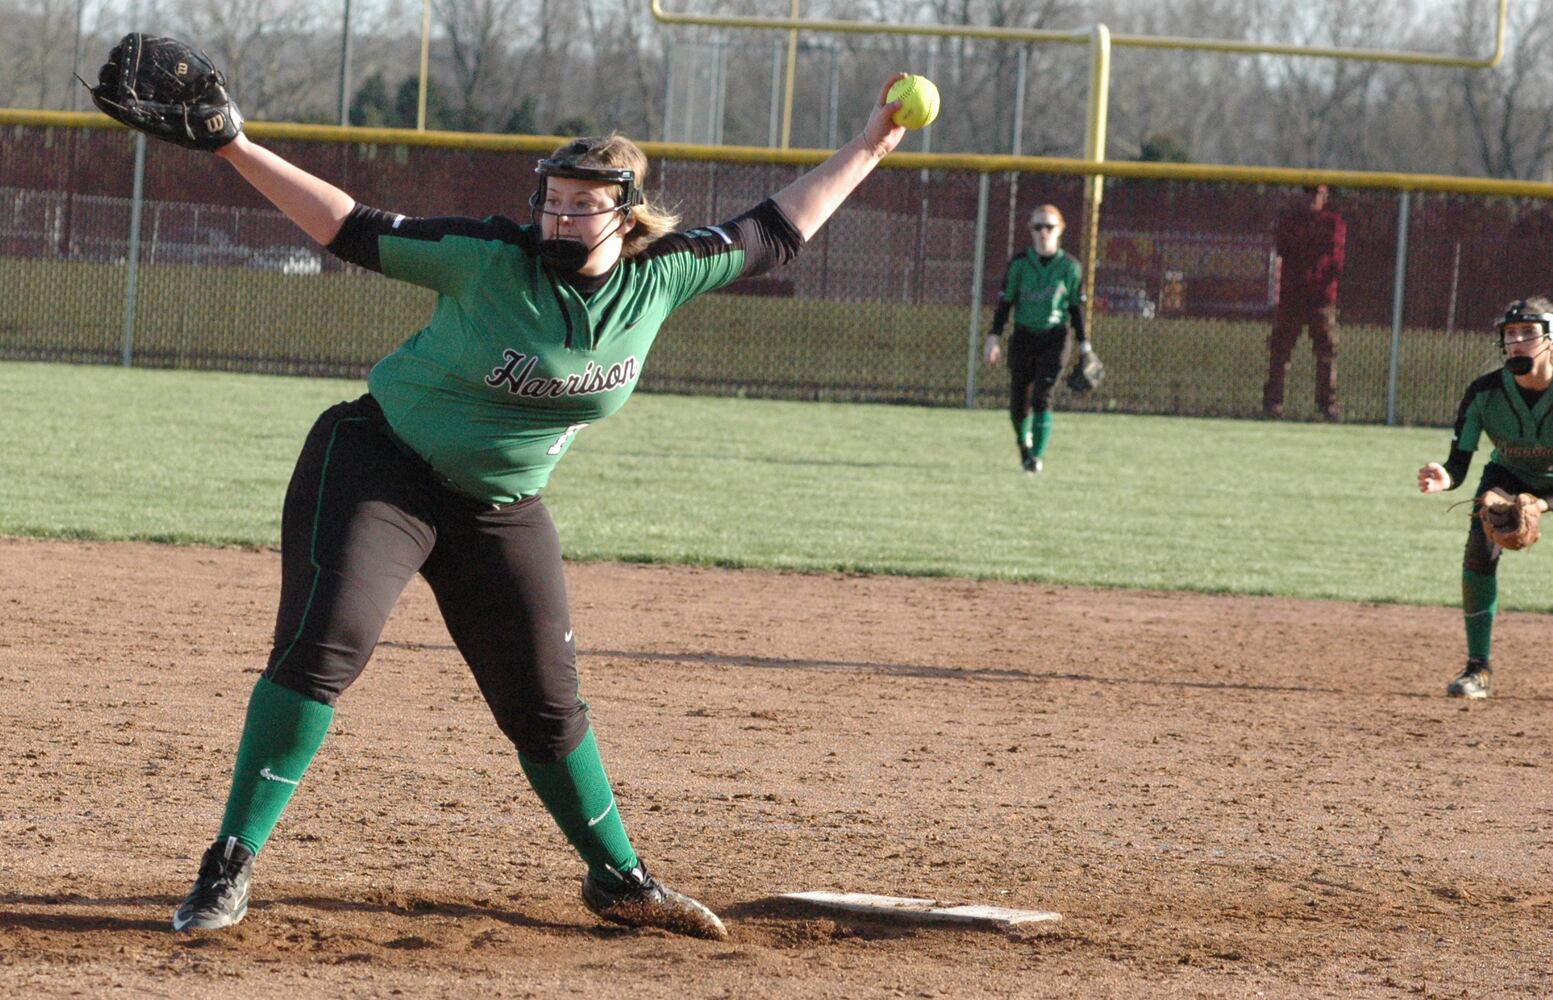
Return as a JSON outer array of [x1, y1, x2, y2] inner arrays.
[[528, 158, 642, 226], [1495, 303, 1553, 353]]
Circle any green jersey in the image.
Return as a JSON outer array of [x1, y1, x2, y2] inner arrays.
[[330, 202, 800, 503], [998, 248, 1083, 330], [1444, 369, 1553, 488]]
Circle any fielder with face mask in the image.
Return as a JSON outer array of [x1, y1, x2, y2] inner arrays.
[[1417, 298, 1553, 700], [132, 51, 918, 937]]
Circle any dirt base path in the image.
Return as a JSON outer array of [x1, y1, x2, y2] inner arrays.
[[3, 537, 1551, 998]]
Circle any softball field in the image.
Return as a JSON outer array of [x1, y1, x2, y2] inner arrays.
[[2, 536, 1550, 998]]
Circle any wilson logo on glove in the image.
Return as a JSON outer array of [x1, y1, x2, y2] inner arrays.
[[82, 33, 244, 152]]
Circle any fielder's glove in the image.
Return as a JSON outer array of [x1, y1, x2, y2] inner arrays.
[[87, 33, 243, 151], [1065, 342, 1104, 394], [1476, 487, 1543, 551]]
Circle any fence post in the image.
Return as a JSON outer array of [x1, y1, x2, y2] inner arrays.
[[121, 133, 146, 368], [767, 40, 781, 147], [1386, 189, 1410, 426], [1445, 239, 1461, 334], [661, 37, 674, 140], [967, 172, 990, 409]]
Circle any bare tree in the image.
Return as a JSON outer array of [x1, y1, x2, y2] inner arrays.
[[1099, 0, 1272, 164], [8, 0, 80, 108], [167, 0, 334, 121], [1252, 0, 1420, 169], [3, 0, 1549, 184], [430, 0, 530, 131], [1455, 0, 1553, 179]]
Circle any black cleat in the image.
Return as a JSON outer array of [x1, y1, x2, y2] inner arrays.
[[581, 863, 728, 940], [1022, 455, 1042, 475], [171, 837, 254, 931], [1446, 662, 1492, 700]]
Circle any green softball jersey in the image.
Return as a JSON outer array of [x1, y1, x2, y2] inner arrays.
[[998, 248, 1083, 330], [328, 201, 801, 503], [1442, 369, 1553, 489]]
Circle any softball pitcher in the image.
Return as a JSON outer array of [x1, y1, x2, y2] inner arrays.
[[982, 204, 1088, 475], [1417, 298, 1553, 699], [88, 34, 914, 939]]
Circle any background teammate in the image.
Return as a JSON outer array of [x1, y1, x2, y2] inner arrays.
[[92, 35, 915, 939], [983, 204, 1088, 475], [1264, 184, 1346, 421], [1416, 298, 1553, 699]]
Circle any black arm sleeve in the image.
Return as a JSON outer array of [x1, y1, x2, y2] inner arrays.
[[989, 298, 1013, 337], [325, 203, 394, 271], [325, 203, 526, 273], [732, 199, 804, 277], [1068, 300, 1087, 342], [1440, 377, 1491, 490], [641, 198, 804, 280], [1441, 447, 1473, 491]]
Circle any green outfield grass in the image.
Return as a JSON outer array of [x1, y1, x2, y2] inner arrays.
[[2, 360, 1542, 612]]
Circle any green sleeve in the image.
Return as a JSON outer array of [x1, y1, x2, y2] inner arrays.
[[378, 232, 486, 297], [1456, 393, 1483, 453], [1000, 256, 1022, 301], [326, 209, 522, 297], [659, 244, 749, 310]]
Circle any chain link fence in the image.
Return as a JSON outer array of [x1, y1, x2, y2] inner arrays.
[[4, 121, 1551, 425]]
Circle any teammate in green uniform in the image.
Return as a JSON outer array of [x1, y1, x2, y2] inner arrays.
[[1417, 298, 1553, 699], [982, 204, 1088, 474], [159, 72, 916, 939]]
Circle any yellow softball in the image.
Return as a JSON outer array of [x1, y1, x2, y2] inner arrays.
[[887, 74, 940, 130]]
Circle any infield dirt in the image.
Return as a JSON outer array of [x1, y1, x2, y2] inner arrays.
[[3, 537, 1550, 999]]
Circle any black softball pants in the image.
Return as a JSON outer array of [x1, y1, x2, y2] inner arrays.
[[264, 395, 587, 763], [1007, 324, 1072, 420]]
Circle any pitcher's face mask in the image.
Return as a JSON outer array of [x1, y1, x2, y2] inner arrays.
[[528, 158, 641, 274]]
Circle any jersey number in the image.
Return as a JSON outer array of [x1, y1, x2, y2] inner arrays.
[[547, 423, 589, 456]]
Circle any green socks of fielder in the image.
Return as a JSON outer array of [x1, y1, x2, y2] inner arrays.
[[1462, 568, 1498, 661], [1014, 411, 1054, 458], [1030, 411, 1053, 458], [521, 728, 638, 883], [212, 678, 636, 880], [217, 676, 335, 856]]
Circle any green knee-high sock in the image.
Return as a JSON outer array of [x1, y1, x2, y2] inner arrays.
[[1462, 569, 1498, 661], [217, 676, 335, 856], [1013, 413, 1035, 453], [520, 728, 638, 881], [1029, 411, 1054, 458]]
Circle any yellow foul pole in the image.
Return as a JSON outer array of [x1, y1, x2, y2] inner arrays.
[[418, 0, 431, 130], [780, 0, 800, 148], [1080, 24, 1109, 336]]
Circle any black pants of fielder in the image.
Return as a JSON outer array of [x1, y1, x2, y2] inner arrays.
[[1007, 324, 1072, 421], [263, 394, 588, 763]]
